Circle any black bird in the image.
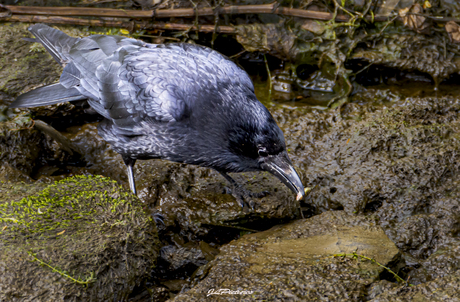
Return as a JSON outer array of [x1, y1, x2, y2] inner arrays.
[[10, 24, 305, 207]]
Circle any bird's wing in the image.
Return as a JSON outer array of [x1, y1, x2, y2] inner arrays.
[[63, 34, 145, 100], [28, 24, 79, 66], [95, 43, 254, 134]]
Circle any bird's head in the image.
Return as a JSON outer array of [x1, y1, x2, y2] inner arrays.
[[226, 106, 305, 201]]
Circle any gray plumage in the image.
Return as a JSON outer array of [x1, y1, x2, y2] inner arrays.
[[11, 24, 305, 205]]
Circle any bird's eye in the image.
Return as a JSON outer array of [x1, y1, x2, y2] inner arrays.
[[258, 148, 268, 157]]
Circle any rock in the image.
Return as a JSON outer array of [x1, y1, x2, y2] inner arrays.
[[0, 23, 88, 102], [367, 280, 399, 300], [0, 115, 44, 177], [160, 242, 219, 271], [276, 97, 460, 292], [0, 113, 82, 182], [0, 23, 60, 102], [351, 32, 460, 82], [172, 211, 400, 301], [150, 165, 300, 236], [0, 163, 32, 183], [370, 270, 460, 301], [406, 238, 460, 285], [0, 175, 159, 302], [0, 23, 103, 134]]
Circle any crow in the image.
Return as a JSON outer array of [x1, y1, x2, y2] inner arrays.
[[10, 24, 305, 207]]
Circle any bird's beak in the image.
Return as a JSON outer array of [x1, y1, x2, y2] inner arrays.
[[261, 151, 305, 201]]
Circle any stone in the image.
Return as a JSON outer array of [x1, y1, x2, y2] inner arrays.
[[172, 211, 400, 301]]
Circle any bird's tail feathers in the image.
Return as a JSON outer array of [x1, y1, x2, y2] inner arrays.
[[9, 83, 86, 108], [28, 24, 79, 66]]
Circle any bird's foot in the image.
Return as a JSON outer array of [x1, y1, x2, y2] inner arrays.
[[224, 185, 269, 210], [218, 171, 269, 210], [152, 212, 165, 225]]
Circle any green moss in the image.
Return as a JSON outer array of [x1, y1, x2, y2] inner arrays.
[[0, 175, 159, 301], [1, 176, 123, 235]]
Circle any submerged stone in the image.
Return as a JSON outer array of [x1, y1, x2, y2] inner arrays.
[[0, 175, 159, 302]]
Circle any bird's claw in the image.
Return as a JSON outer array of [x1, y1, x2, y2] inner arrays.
[[152, 212, 165, 225], [250, 190, 269, 198], [223, 186, 270, 210]]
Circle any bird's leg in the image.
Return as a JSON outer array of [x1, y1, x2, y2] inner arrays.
[[123, 156, 164, 224], [218, 171, 269, 209], [123, 157, 137, 195]]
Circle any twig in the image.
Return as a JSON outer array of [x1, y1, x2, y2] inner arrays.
[[264, 54, 272, 98], [133, 34, 180, 41], [353, 62, 374, 76], [333, 0, 356, 20], [188, 0, 200, 37], [211, 1, 222, 49], [229, 49, 246, 58], [202, 223, 259, 233], [33, 120, 80, 156], [10, 118, 35, 131], [378, 14, 399, 35]]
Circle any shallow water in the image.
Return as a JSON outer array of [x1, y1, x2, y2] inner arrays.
[[255, 78, 460, 109]]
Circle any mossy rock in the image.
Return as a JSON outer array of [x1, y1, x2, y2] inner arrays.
[[0, 23, 90, 102], [0, 23, 60, 102], [0, 175, 159, 301], [0, 115, 43, 177]]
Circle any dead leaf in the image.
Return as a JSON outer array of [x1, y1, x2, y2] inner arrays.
[[446, 21, 460, 43], [378, 0, 404, 17], [301, 20, 326, 35], [399, 3, 430, 34]]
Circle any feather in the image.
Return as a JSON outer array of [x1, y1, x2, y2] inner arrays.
[[9, 83, 85, 108]]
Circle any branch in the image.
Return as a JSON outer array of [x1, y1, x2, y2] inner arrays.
[[3, 4, 394, 22], [5, 14, 236, 33]]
